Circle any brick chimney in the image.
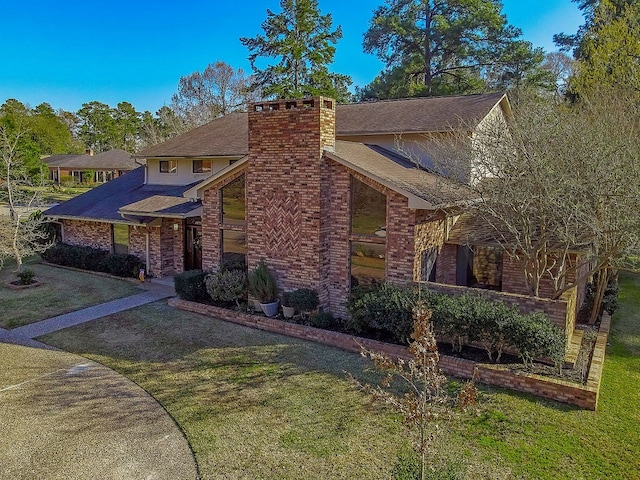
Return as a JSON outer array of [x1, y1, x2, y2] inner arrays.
[[246, 97, 336, 300]]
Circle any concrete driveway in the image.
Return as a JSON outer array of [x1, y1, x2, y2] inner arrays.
[[0, 342, 198, 480]]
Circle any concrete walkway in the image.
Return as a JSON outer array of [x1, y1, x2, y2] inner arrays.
[[0, 278, 199, 479]]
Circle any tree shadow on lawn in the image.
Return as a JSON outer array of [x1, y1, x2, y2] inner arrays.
[[38, 301, 390, 408]]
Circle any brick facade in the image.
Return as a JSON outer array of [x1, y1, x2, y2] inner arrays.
[[62, 220, 112, 250], [62, 218, 185, 278], [246, 98, 336, 307]]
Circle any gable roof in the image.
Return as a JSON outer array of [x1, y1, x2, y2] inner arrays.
[[325, 141, 471, 209], [43, 149, 137, 170], [136, 112, 249, 158], [45, 167, 201, 223], [335, 92, 508, 136], [135, 93, 508, 158]]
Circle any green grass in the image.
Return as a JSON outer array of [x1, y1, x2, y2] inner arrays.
[[19, 185, 94, 203], [0, 258, 139, 328], [38, 273, 640, 479]]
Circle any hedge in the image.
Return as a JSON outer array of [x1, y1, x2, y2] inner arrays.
[[42, 243, 143, 278]]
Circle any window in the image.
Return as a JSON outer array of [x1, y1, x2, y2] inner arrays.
[[112, 224, 129, 255], [193, 160, 212, 173], [221, 176, 246, 225], [159, 160, 177, 173], [456, 245, 502, 290], [221, 230, 247, 269], [350, 177, 387, 289], [351, 241, 385, 288], [420, 247, 438, 282], [351, 177, 386, 236]]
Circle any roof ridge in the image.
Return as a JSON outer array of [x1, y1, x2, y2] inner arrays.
[[339, 91, 505, 106]]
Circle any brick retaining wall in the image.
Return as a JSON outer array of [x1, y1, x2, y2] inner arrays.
[[169, 298, 607, 410]]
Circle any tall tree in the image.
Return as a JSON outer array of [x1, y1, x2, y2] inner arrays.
[[139, 106, 186, 148], [113, 102, 141, 152], [240, 0, 352, 101], [554, 0, 640, 57], [361, 0, 550, 98], [77, 101, 118, 152], [171, 61, 256, 128], [569, 0, 640, 96]]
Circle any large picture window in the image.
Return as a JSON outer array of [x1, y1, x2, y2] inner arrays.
[[350, 177, 387, 288], [112, 224, 129, 255], [220, 174, 247, 270], [351, 177, 387, 236], [221, 176, 246, 225]]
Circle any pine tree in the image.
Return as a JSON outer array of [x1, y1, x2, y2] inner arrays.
[[240, 0, 352, 101]]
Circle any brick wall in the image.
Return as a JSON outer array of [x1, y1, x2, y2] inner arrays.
[[246, 98, 335, 305], [62, 220, 112, 250], [170, 298, 604, 410]]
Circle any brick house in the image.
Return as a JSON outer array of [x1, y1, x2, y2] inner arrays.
[[44, 148, 137, 184], [45, 92, 583, 329]]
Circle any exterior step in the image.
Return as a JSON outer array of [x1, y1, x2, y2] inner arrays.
[[564, 328, 584, 368]]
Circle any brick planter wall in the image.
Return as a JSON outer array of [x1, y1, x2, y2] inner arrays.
[[169, 298, 608, 410]]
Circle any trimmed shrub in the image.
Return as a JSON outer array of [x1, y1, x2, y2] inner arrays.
[[99, 254, 144, 278], [16, 269, 35, 285], [43, 243, 108, 271], [508, 312, 566, 369], [308, 311, 337, 330], [205, 269, 247, 308], [174, 270, 209, 302], [288, 288, 320, 312], [347, 282, 418, 343]]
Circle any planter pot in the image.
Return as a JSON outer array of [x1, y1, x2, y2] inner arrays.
[[282, 305, 295, 319], [260, 300, 280, 317]]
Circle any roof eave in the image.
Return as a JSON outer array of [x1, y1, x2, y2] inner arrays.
[[323, 150, 435, 210], [184, 156, 249, 199]]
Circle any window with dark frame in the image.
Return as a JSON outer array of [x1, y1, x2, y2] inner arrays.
[[112, 224, 129, 255], [159, 160, 177, 173], [350, 176, 387, 289], [220, 174, 247, 270], [193, 160, 212, 173]]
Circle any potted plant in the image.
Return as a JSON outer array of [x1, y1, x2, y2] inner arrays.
[[281, 292, 295, 319], [248, 259, 279, 317], [288, 288, 319, 320]]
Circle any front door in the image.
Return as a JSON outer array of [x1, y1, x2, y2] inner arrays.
[[184, 218, 202, 270]]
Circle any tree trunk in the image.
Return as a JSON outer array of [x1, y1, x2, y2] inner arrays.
[[589, 269, 608, 324]]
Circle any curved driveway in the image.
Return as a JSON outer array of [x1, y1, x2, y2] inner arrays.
[[0, 342, 198, 480]]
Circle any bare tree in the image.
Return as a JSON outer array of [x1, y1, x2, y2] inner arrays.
[[0, 122, 52, 272], [171, 61, 257, 129], [401, 90, 640, 321], [353, 302, 451, 480]]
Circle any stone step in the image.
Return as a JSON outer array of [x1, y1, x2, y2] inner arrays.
[[564, 328, 584, 368]]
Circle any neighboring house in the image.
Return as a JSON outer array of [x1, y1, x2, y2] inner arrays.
[[45, 93, 583, 333], [43, 148, 138, 184]]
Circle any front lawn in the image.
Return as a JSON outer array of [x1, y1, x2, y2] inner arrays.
[[39, 274, 640, 479], [0, 259, 139, 328]]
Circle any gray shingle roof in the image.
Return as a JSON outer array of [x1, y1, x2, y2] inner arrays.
[[43, 149, 137, 170], [336, 92, 507, 135], [326, 141, 471, 208], [45, 167, 201, 222], [135, 93, 507, 158], [136, 112, 249, 158]]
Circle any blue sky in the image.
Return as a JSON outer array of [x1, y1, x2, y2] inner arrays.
[[0, 1, 584, 113]]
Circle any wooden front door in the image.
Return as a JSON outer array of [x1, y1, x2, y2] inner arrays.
[[184, 219, 202, 271]]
